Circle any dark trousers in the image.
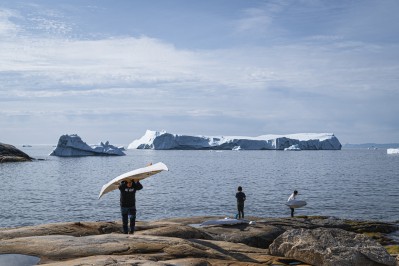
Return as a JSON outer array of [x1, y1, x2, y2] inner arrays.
[[290, 208, 295, 217], [121, 207, 137, 233], [237, 202, 244, 219]]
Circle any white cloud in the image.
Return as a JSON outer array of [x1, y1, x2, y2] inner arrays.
[[1, 29, 398, 105], [28, 16, 72, 35], [0, 35, 202, 88], [1, 3, 397, 101]]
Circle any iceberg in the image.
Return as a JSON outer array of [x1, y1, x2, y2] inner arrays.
[[387, 148, 399, 154], [50, 134, 125, 157], [128, 130, 342, 150]]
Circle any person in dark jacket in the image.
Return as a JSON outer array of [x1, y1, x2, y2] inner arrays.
[[287, 190, 298, 217], [235, 186, 246, 219], [119, 179, 143, 234]]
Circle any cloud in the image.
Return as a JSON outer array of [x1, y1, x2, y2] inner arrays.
[[233, 1, 290, 37], [235, 7, 273, 33], [1, 28, 398, 108], [1, 2, 399, 144], [0, 35, 202, 89], [0, 8, 20, 36], [1, 2, 397, 101]]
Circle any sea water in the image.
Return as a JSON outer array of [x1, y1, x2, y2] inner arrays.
[[0, 146, 398, 228]]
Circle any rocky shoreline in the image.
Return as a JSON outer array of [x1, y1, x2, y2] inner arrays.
[[0, 216, 398, 265], [0, 143, 32, 163]]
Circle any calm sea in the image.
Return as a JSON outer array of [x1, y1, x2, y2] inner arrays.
[[0, 146, 398, 228]]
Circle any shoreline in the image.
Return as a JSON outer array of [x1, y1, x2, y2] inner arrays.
[[2, 216, 399, 232], [1, 215, 398, 265], [2, 212, 399, 230]]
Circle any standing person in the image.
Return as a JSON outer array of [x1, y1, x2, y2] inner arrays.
[[235, 186, 246, 219], [119, 179, 143, 234], [287, 190, 298, 217]]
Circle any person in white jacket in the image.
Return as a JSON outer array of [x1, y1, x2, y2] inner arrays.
[[287, 190, 298, 217]]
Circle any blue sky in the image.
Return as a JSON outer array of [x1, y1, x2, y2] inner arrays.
[[1, 0, 398, 145]]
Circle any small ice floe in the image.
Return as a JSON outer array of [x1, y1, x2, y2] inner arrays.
[[387, 148, 399, 154]]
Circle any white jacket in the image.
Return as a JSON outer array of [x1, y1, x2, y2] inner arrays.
[[287, 193, 296, 202]]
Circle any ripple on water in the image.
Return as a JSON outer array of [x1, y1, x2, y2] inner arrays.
[[1, 147, 399, 228]]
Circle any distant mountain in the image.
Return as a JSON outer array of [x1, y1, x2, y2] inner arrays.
[[343, 143, 399, 149]]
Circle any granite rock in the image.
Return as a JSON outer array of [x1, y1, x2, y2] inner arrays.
[[0, 142, 32, 163], [269, 227, 397, 266], [0, 216, 397, 265]]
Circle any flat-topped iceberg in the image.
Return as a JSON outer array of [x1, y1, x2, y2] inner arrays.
[[128, 130, 342, 150], [387, 148, 399, 154], [50, 134, 125, 157]]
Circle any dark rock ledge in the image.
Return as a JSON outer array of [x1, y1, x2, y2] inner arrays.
[[0, 143, 32, 163], [0, 216, 398, 266]]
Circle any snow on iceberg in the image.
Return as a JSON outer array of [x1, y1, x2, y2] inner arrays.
[[128, 130, 342, 150], [284, 144, 301, 151], [50, 134, 125, 157], [387, 148, 399, 154]]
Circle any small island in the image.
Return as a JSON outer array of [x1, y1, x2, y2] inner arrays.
[[0, 143, 32, 163]]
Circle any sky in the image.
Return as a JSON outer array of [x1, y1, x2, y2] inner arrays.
[[1, 0, 398, 145]]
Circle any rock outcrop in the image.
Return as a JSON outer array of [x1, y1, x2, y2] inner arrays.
[[0, 220, 281, 265], [0, 143, 32, 163], [269, 227, 397, 266], [0, 216, 397, 265]]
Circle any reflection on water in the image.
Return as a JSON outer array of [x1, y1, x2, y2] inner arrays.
[[0, 146, 399, 228], [0, 254, 40, 266]]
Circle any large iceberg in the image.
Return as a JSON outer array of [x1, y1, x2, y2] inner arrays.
[[128, 130, 342, 150], [50, 134, 125, 157]]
